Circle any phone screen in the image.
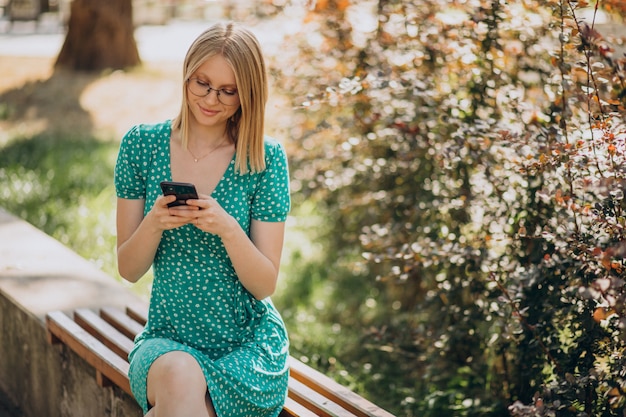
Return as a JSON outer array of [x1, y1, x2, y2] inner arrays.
[[160, 181, 199, 207]]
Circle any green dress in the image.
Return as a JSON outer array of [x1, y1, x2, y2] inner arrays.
[[114, 120, 291, 416]]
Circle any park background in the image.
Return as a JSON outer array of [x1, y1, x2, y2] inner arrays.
[[1, 0, 626, 416]]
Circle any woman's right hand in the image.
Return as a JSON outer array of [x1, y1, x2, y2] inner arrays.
[[116, 195, 201, 282], [147, 195, 200, 231]]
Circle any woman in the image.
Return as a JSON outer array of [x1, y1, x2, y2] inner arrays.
[[114, 21, 291, 417]]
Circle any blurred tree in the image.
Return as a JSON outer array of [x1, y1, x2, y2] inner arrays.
[[55, 0, 140, 71]]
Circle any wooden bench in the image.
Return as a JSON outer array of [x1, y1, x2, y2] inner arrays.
[[45, 305, 395, 417]]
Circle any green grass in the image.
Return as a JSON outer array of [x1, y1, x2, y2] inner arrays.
[[0, 131, 153, 298]]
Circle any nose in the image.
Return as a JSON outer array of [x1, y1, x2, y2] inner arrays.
[[203, 88, 220, 104]]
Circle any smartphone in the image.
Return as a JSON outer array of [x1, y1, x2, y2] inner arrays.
[[160, 181, 199, 207]]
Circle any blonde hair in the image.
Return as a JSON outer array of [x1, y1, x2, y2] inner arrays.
[[172, 22, 268, 174]]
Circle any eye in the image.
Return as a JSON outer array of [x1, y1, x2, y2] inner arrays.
[[194, 79, 209, 87], [221, 89, 237, 96]]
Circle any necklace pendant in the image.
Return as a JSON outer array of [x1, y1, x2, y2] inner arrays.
[[194, 158, 199, 163]]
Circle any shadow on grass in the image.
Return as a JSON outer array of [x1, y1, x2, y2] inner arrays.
[[0, 69, 101, 135]]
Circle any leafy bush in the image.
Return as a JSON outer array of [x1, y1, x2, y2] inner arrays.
[[272, 0, 626, 416]]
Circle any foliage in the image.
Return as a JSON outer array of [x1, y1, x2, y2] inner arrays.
[[271, 0, 626, 416]]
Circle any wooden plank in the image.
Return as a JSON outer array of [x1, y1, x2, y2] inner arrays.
[[74, 308, 135, 359], [126, 304, 148, 326], [281, 396, 321, 417], [288, 378, 357, 417], [100, 306, 144, 340], [46, 311, 132, 395], [279, 408, 298, 417], [96, 370, 113, 388], [288, 357, 395, 417]]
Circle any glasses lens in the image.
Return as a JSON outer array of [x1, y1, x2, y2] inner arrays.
[[188, 79, 239, 106], [187, 79, 206, 97], [218, 91, 239, 106]]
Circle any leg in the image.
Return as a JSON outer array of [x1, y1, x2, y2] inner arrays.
[[146, 351, 216, 417]]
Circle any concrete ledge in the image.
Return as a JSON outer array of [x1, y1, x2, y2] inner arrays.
[[0, 209, 143, 417]]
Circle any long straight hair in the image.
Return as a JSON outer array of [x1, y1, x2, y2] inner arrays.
[[172, 22, 267, 174]]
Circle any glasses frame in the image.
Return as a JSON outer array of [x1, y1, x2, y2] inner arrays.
[[186, 78, 239, 106]]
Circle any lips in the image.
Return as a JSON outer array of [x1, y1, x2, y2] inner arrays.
[[199, 105, 219, 116]]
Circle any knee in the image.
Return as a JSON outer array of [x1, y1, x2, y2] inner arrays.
[[148, 351, 206, 397]]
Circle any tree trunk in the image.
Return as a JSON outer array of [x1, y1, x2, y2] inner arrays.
[[55, 0, 140, 71]]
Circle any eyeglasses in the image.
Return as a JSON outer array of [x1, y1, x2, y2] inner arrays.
[[187, 78, 239, 106]]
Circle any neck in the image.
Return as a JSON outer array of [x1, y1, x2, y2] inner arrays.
[[183, 129, 231, 163], [186, 121, 229, 147], [188, 134, 227, 149]]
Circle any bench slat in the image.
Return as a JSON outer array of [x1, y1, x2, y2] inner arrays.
[[74, 308, 134, 359], [288, 378, 356, 417], [126, 303, 148, 326], [288, 358, 396, 417], [281, 397, 320, 417], [100, 306, 144, 339], [46, 310, 132, 395]]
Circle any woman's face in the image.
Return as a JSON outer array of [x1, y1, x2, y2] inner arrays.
[[186, 54, 240, 129]]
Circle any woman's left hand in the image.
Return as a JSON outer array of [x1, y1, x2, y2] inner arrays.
[[181, 194, 237, 237]]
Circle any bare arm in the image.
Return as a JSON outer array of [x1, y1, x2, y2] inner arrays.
[[116, 195, 196, 282], [222, 219, 285, 300], [184, 197, 285, 300]]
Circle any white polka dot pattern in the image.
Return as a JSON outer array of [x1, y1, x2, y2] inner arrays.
[[115, 120, 291, 416]]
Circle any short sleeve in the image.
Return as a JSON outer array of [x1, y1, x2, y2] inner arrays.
[[115, 125, 147, 199], [250, 139, 291, 222]]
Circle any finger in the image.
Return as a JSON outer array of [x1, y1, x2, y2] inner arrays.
[[169, 206, 200, 215], [186, 201, 211, 211], [157, 194, 178, 208], [188, 196, 217, 210], [159, 216, 189, 230]]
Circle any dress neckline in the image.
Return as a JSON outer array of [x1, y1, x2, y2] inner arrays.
[[165, 120, 236, 198]]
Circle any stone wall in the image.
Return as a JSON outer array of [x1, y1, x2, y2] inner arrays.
[[0, 209, 143, 417]]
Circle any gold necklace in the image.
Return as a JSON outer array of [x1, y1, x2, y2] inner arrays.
[[187, 138, 227, 162]]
